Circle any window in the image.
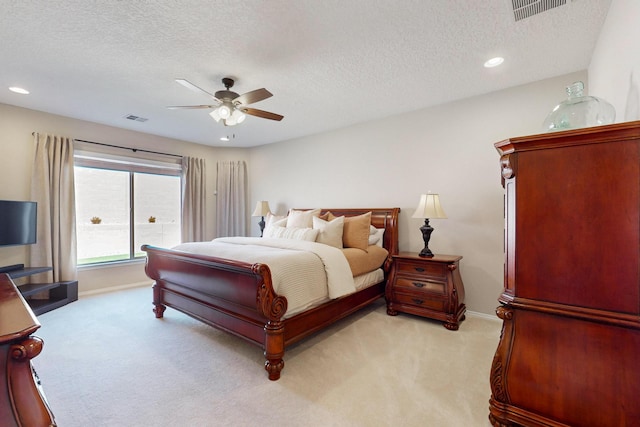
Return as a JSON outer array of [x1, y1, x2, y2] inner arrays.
[[74, 147, 182, 265]]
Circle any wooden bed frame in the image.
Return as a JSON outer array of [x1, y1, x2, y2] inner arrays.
[[142, 208, 400, 380]]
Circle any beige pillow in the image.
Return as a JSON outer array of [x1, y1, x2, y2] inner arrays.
[[328, 211, 371, 251], [341, 245, 389, 276], [312, 216, 344, 248], [287, 208, 321, 228]]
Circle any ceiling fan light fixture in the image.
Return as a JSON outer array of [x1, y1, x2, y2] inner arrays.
[[218, 104, 231, 119], [209, 109, 221, 122], [232, 109, 246, 124], [171, 77, 283, 127]]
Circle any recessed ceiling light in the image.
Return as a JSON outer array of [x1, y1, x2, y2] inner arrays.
[[9, 86, 30, 94], [220, 136, 230, 141], [484, 57, 504, 68]]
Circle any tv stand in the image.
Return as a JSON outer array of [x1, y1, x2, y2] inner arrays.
[[8, 267, 78, 315], [0, 263, 25, 274]]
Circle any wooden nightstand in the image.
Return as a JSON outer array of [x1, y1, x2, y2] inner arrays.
[[386, 252, 466, 330]]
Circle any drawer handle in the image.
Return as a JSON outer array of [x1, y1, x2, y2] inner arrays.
[[414, 267, 425, 272], [412, 298, 424, 305], [412, 282, 425, 288]]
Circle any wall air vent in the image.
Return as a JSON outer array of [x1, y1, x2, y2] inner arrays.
[[124, 114, 148, 122], [512, 0, 567, 21]]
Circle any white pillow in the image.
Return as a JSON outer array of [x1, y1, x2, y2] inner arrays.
[[368, 227, 385, 247], [286, 208, 321, 228], [263, 213, 287, 236], [263, 225, 319, 242], [266, 213, 287, 227], [312, 216, 344, 248]]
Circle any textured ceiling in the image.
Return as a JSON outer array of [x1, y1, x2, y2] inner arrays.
[[0, 0, 612, 148]]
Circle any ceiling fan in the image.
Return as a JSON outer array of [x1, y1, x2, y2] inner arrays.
[[168, 77, 284, 126]]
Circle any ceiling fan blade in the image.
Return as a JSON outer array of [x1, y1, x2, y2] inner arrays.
[[241, 107, 284, 121], [175, 79, 220, 101], [234, 88, 272, 106], [167, 105, 218, 109]]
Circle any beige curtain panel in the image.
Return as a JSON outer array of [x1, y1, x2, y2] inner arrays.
[[215, 160, 247, 237], [29, 133, 77, 282], [181, 156, 206, 242]]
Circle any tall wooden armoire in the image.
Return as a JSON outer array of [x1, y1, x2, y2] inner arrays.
[[489, 121, 640, 426]]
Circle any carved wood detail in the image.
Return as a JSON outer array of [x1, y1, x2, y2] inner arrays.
[[500, 155, 514, 180], [1, 274, 56, 427]]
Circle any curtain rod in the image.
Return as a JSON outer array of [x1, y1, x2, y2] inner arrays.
[[73, 139, 183, 159], [30, 133, 182, 159]]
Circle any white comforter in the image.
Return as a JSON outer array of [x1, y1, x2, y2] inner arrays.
[[172, 237, 356, 316]]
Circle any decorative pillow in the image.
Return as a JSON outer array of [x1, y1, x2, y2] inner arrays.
[[368, 227, 385, 247], [263, 213, 287, 236], [266, 213, 287, 227], [328, 211, 371, 251], [286, 208, 321, 228], [341, 245, 389, 276], [312, 216, 344, 248], [263, 225, 319, 241]]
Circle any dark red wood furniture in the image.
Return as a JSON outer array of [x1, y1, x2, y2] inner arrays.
[[386, 253, 466, 330], [489, 121, 640, 426], [0, 273, 56, 427], [142, 207, 399, 381]]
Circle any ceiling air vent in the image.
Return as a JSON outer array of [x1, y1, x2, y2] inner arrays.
[[124, 114, 148, 122], [512, 0, 567, 21]]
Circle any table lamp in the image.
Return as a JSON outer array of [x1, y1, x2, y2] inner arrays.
[[412, 193, 447, 257], [252, 201, 272, 237]]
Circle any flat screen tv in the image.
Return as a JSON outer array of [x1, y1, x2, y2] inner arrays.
[[0, 200, 37, 247]]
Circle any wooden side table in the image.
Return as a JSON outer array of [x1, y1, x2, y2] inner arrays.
[[385, 253, 466, 330]]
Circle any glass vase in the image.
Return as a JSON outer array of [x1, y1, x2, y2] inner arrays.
[[542, 81, 615, 132]]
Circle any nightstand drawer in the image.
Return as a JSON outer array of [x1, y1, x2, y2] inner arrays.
[[394, 292, 446, 312], [395, 277, 445, 294], [395, 259, 447, 279]]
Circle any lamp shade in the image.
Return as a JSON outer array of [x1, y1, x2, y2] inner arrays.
[[412, 194, 447, 219], [252, 201, 272, 217]]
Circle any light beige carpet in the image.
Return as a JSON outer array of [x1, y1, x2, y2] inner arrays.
[[35, 286, 500, 426]]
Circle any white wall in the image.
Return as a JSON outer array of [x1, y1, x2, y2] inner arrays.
[[0, 104, 248, 293], [589, 0, 640, 122], [249, 71, 587, 315]]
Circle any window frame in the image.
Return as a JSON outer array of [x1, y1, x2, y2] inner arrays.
[[74, 145, 182, 266]]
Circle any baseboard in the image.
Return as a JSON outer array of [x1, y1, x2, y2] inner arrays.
[[79, 281, 152, 297], [466, 310, 501, 322]]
